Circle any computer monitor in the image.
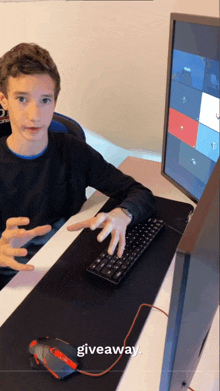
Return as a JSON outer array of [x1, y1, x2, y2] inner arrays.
[[159, 13, 219, 390], [161, 12, 220, 204], [159, 155, 219, 391]]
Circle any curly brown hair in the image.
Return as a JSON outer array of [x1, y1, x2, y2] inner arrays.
[[0, 43, 61, 101]]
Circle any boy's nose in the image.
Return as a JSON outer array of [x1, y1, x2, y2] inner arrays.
[[28, 102, 40, 122]]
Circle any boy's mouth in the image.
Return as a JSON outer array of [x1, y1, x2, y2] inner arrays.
[[25, 127, 41, 132]]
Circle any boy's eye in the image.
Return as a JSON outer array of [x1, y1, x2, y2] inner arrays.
[[42, 98, 51, 104], [17, 97, 26, 103]]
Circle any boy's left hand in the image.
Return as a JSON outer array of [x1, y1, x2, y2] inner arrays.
[[67, 208, 132, 257]]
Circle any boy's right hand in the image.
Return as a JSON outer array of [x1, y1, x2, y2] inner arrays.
[[0, 217, 52, 271]]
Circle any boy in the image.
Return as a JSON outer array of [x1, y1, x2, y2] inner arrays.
[[0, 43, 156, 289]]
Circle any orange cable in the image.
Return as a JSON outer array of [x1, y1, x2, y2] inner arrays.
[[78, 303, 168, 377], [77, 303, 196, 391]]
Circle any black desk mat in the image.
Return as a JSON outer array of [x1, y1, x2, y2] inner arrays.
[[0, 196, 194, 391]]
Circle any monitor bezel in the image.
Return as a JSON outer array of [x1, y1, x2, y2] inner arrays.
[[161, 12, 220, 205]]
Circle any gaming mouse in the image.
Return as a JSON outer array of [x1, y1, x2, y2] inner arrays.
[[28, 337, 78, 379]]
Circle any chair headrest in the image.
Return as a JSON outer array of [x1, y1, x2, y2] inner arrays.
[[0, 104, 10, 137]]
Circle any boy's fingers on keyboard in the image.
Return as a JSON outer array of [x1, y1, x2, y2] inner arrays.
[[107, 230, 120, 255], [97, 220, 114, 242], [71, 219, 97, 230], [67, 220, 89, 231], [67, 214, 106, 231], [90, 213, 108, 230], [117, 234, 126, 257]]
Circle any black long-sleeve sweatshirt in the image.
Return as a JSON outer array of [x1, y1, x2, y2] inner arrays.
[[0, 132, 156, 233]]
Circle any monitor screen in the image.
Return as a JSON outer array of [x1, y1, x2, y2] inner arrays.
[[162, 13, 220, 203]]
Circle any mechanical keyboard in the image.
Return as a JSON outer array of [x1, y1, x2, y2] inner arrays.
[[86, 217, 165, 284]]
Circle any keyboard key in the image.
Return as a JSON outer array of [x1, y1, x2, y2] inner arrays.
[[113, 271, 123, 280], [96, 259, 108, 272], [109, 259, 116, 265], [101, 268, 116, 278], [88, 262, 97, 270], [121, 265, 127, 270], [113, 265, 119, 270]]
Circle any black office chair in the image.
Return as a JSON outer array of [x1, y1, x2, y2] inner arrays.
[[0, 105, 86, 141], [49, 112, 86, 142]]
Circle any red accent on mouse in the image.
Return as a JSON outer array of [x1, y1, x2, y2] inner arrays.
[[28, 337, 78, 379]]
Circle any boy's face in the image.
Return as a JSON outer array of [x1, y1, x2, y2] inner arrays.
[[0, 73, 56, 144]]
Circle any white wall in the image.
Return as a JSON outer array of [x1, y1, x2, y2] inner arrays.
[[0, 0, 219, 153]]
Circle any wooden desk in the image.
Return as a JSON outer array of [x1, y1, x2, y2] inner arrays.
[[118, 157, 196, 206]]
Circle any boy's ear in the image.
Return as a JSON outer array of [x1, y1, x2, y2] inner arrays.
[[0, 92, 8, 110]]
